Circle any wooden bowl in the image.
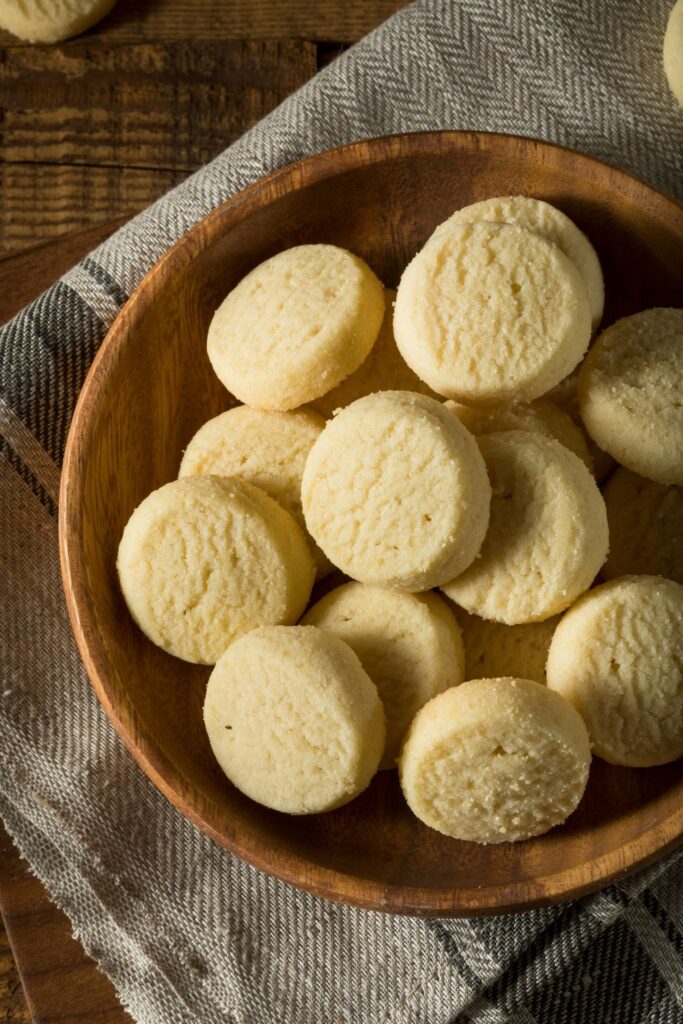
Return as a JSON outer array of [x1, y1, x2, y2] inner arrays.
[[60, 131, 683, 916]]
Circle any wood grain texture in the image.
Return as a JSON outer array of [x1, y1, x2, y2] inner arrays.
[[0, 0, 407, 46], [0, 40, 317, 169], [0, 40, 317, 254], [0, 218, 126, 325], [59, 131, 683, 917], [1, 902, 30, 1023], [0, 824, 131, 1024]]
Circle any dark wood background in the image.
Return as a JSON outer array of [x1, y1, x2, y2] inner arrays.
[[0, 1, 405, 1020]]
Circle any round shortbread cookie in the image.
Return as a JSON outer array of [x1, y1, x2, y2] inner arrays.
[[302, 582, 464, 769], [393, 222, 592, 405], [207, 245, 385, 411], [441, 431, 609, 623], [0, 0, 115, 42], [178, 405, 331, 577], [309, 289, 438, 417], [444, 397, 591, 468], [548, 368, 616, 483], [117, 477, 314, 664], [579, 308, 683, 486], [664, 0, 683, 107], [455, 608, 561, 684], [434, 195, 604, 330], [399, 678, 591, 843], [302, 391, 491, 591], [547, 576, 683, 766], [203, 625, 385, 813], [602, 468, 683, 583]]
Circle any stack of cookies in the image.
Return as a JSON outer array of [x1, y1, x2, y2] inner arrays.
[[117, 196, 683, 844]]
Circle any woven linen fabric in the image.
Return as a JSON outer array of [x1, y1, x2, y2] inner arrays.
[[2, 0, 683, 1021]]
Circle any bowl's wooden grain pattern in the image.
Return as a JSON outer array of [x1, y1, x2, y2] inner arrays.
[[60, 132, 683, 916]]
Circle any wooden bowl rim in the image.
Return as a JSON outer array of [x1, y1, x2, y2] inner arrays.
[[59, 130, 683, 916]]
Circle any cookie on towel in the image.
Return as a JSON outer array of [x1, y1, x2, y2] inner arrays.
[[303, 582, 464, 769], [179, 405, 330, 576], [117, 477, 314, 664], [302, 391, 491, 591], [664, 0, 683, 107], [546, 576, 683, 766], [441, 431, 608, 623], [203, 625, 385, 813], [399, 678, 591, 843], [393, 222, 592, 405], [207, 244, 385, 410]]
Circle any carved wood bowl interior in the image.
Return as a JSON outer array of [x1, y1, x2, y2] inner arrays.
[[60, 131, 683, 916]]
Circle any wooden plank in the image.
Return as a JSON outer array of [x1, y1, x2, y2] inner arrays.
[[0, 39, 317, 253], [0, 40, 318, 171], [0, 217, 127, 321], [0, 162, 181, 254], [1, 911, 31, 1023], [0, 0, 406, 46], [0, 823, 131, 1024]]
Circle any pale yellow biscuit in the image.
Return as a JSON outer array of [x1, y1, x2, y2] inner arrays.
[[302, 391, 491, 591], [399, 678, 591, 843], [203, 625, 385, 813], [455, 608, 561, 684], [579, 308, 683, 485], [309, 289, 438, 417], [207, 245, 384, 411], [602, 468, 683, 584], [664, 0, 683, 107], [444, 397, 591, 468], [0, 0, 115, 42], [435, 195, 604, 329], [178, 405, 331, 577], [548, 368, 616, 483], [393, 222, 592, 405], [303, 582, 464, 769], [547, 576, 683, 766], [117, 477, 314, 664], [442, 431, 608, 623]]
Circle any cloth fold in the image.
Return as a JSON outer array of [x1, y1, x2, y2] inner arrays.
[[1, 1, 682, 1021]]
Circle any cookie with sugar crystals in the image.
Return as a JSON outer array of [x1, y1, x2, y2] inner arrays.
[[207, 244, 385, 411], [393, 222, 591, 405], [434, 195, 604, 329], [303, 582, 464, 769], [310, 289, 438, 417], [602, 468, 683, 584], [455, 608, 561, 684], [117, 476, 314, 664], [203, 625, 385, 813], [399, 678, 591, 843], [179, 405, 331, 577], [444, 397, 591, 469], [441, 431, 608, 623], [302, 391, 491, 592], [579, 308, 683, 486], [547, 576, 683, 766]]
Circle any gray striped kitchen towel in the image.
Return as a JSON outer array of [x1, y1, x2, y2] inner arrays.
[[2, 1, 682, 1021]]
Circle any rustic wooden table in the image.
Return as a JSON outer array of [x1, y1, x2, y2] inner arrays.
[[0, 1, 405, 1019]]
